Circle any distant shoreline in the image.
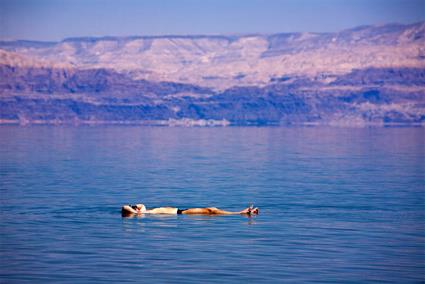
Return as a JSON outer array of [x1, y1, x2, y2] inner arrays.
[[1, 119, 423, 127]]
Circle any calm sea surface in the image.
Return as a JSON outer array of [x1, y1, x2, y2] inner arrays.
[[0, 126, 424, 283]]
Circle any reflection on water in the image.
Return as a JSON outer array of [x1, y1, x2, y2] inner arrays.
[[0, 126, 424, 283]]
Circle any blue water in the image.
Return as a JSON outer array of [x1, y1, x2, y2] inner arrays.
[[0, 126, 424, 283]]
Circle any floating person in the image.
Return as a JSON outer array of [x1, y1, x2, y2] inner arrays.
[[121, 204, 259, 216]]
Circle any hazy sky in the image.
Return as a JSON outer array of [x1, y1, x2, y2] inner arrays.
[[1, 0, 424, 41]]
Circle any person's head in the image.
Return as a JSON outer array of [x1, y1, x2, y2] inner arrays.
[[135, 204, 146, 213]]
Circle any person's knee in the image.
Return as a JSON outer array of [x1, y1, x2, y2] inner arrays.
[[207, 207, 219, 214]]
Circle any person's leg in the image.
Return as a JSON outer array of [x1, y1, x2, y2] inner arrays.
[[181, 207, 258, 215], [181, 207, 231, 215]]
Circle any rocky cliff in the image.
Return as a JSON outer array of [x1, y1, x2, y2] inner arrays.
[[1, 22, 424, 125]]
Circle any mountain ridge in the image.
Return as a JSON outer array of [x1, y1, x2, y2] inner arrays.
[[1, 21, 423, 89], [1, 22, 424, 126]]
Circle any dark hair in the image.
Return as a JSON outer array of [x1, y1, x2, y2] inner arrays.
[[131, 205, 138, 210]]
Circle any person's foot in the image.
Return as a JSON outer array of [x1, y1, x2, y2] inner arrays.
[[240, 206, 259, 215], [251, 207, 259, 214]]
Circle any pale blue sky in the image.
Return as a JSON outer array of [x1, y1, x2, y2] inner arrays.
[[1, 0, 424, 41]]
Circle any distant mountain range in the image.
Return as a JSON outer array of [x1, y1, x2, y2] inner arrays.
[[1, 22, 424, 125]]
